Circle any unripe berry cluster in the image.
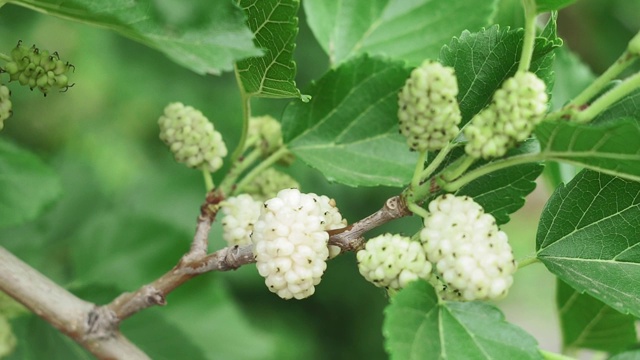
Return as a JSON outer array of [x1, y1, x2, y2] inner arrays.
[[243, 167, 300, 202], [420, 194, 516, 301], [1, 41, 73, 95], [0, 85, 11, 130], [158, 102, 228, 172], [220, 194, 262, 246], [248, 115, 283, 156], [398, 60, 462, 152], [357, 233, 432, 290], [464, 71, 548, 159], [251, 189, 346, 300]]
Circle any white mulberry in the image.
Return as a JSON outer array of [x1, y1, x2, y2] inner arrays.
[[420, 194, 516, 301], [220, 194, 262, 246]]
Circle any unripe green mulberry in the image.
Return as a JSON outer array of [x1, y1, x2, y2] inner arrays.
[[420, 194, 516, 301], [158, 102, 228, 172], [464, 71, 548, 159], [0, 85, 11, 131], [2, 41, 74, 95], [248, 115, 283, 156], [398, 60, 462, 152], [243, 167, 300, 202], [357, 233, 432, 290]]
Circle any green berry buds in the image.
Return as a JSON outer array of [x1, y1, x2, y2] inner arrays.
[[158, 102, 228, 172], [243, 167, 300, 202], [398, 60, 462, 152], [464, 71, 548, 159], [357, 233, 432, 290], [1, 41, 74, 95], [0, 85, 12, 131], [248, 115, 283, 156]]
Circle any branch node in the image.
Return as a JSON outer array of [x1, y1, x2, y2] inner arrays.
[[84, 306, 118, 341]]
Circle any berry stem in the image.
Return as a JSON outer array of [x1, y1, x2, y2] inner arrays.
[[420, 143, 453, 180], [0, 52, 9, 62], [516, 254, 540, 269], [218, 146, 262, 195], [231, 65, 252, 167], [234, 146, 290, 195], [574, 70, 640, 123], [441, 155, 476, 183], [202, 169, 214, 191], [411, 150, 428, 188], [442, 153, 543, 191], [549, 50, 637, 121], [518, 0, 538, 73], [407, 201, 430, 220]]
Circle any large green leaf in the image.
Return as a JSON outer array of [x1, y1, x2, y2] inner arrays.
[[536, 170, 640, 317], [557, 280, 637, 353], [535, 119, 640, 182], [383, 280, 542, 360], [282, 54, 417, 187], [440, 23, 559, 127], [12, 0, 260, 75], [455, 140, 543, 225], [303, 0, 497, 66], [0, 139, 61, 229], [235, 0, 304, 99]]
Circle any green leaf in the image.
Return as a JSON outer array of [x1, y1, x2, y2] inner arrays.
[[440, 24, 559, 127], [536, 170, 640, 318], [0, 139, 61, 229], [535, 119, 640, 182], [550, 47, 595, 111], [383, 280, 542, 360], [13, 0, 260, 75], [557, 279, 637, 353], [595, 89, 640, 124], [70, 212, 191, 289], [282, 54, 417, 187], [535, 0, 577, 13], [235, 0, 304, 99], [7, 315, 93, 360], [609, 350, 640, 360], [303, 0, 497, 66]]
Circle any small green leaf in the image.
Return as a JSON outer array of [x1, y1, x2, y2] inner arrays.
[[304, 0, 497, 66], [535, 119, 640, 182], [0, 139, 61, 229], [440, 23, 559, 126], [13, 0, 260, 75], [282, 54, 417, 187], [536, 170, 640, 317], [383, 280, 542, 360], [535, 0, 577, 13], [557, 279, 637, 353], [235, 0, 304, 99]]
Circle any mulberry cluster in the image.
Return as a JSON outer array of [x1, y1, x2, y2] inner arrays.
[[420, 194, 516, 301], [243, 168, 300, 202], [464, 71, 548, 159], [220, 194, 262, 246], [0, 85, 11, 130], [158, 102, 228, 172], [398, 60, 462, 152], [357, 233, 432, 290], [248, 115, 283, 156], [1, 41, 73, 95], [251, 189, 345, 300]]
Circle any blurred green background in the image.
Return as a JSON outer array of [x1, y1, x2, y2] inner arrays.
[[0, 0, 638, 359]]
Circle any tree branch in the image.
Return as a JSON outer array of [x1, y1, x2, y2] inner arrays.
[[0, 246, 150, 359]]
